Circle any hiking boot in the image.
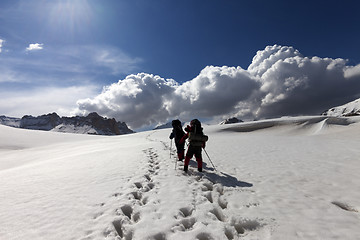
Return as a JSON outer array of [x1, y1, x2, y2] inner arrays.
[[198, 167, 202, 172], [184, 165, 188, 172]]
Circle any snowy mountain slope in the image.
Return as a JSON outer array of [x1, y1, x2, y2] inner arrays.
[[322, 97, 360, 117], [0, 125, 109, 170], [0, 112, 133, 135], [1, 116, 360, 240], [0, 115, 20, 127], [153, 121, 173, 130]]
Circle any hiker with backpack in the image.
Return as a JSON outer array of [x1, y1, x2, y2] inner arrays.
[[179, 119, 208, 172], [169, 119, 186, 161]]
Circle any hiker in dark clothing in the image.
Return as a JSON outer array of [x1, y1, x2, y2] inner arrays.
[[169, 119, 186, 161], [180, 119, 208, 172]]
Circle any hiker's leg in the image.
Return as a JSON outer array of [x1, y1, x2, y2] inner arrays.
[[196, 157, 202, 172], [178, 148, 184, 161], [195, 147, 202, 172]]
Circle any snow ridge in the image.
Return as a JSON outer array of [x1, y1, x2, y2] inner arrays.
[[322, 97, 360, 117]]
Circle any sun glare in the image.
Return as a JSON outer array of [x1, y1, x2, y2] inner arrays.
[[48, 0, 93, 34]]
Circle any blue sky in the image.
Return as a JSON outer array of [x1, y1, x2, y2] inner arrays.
[[1, 0, 360, 130]]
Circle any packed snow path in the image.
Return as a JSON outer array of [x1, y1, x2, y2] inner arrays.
[[96, 132, 269, 240]]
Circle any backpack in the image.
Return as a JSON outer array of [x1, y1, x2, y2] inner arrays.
[[172, 119, 182, 128], [188, 119, 208, 146], [172, 119, 185, 142], [190, 119, 202, 133], [188, 132, 208, 142]]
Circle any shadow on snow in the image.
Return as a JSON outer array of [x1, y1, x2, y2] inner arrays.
[[188, 160, 253, 188]]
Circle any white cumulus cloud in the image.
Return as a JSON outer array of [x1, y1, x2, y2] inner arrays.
[[75, 45, 360, 129], [0, 39, 4, 53], [344, 64, 360, 79], [76, 73, 178, 128], [169, 66, 260, 119], [248, 45, 359, 118], [26, 43, 44, 51]]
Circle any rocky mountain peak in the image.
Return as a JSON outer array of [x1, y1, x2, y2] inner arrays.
[[1, 112, 133, 135]]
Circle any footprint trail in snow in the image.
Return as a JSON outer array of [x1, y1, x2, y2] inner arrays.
[[96, 132, 269, 239]]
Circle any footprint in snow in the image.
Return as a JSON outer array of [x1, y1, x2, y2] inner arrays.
[[218, 196, 228, 209], [144, 174, 152, 182], [209, 207, 226, 222], [130, 191, 142, 201], [134, 182, 142, 189], [111, 219, 133, 240], [332, 201, 359, 212], [179, 206, 194, 218], [172, 207, 196, 232]]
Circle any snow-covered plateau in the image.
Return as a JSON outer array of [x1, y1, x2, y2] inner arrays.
[[1, 115, 360, 240]]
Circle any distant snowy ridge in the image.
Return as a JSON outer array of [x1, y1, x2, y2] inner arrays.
[[219, 117, 243, 125], [153, 122, 173, 130], [155, 117, 245, 129], [322, 97, 360, 117], [0, 112, 134, 135], [0, 115, 20, 127]]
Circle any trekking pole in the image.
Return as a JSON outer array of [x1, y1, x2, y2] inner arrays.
[[203, 148, 217, 171], [175, 155, 177, 170], [171, 139, 178, 170], [170, 139, 172, 159]]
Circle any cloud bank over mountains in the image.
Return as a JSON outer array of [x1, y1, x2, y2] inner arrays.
[[76, 45, 360, 129], [76, 74, 178, 128]]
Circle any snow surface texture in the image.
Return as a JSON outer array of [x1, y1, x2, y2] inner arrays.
[[1, 116, 360, 240]]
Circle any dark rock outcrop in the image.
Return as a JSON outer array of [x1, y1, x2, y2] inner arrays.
[[60, 112, 133, 135], [20, 113, 62, 130]]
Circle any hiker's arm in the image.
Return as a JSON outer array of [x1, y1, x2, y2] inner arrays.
[[179, 133, 188, 144]]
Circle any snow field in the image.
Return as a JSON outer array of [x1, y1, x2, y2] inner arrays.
[[1, 116, 360, 239], [208, 117, 360, 239]]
